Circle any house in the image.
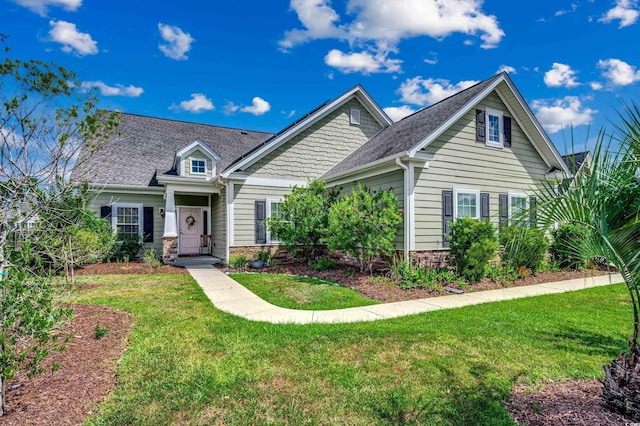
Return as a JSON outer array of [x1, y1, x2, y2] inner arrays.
[[75, 72, 571, 264]]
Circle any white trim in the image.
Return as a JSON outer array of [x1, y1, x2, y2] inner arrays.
[[265, 198, 284, 244], [222, 85, 392, 177], [226, 181, 235, 258], [89, 184, 165, 195], [485, 107, 504, 148], [324, 153, 404, 182], [190, 157, 207, 175], [111, 202, 143, 240], [176, 206, 210, 255], [453, 188, 481, 220], [411, 151, 435, 161], [326, 164, 401, 188], [507, 191, 529, 220], [176, 139, 221, 160], [242, 176, 307, 188]]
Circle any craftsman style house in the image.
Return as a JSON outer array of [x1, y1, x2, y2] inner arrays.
[[75, 72, 570, 263]]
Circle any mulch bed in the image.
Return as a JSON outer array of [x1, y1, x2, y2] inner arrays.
[[507, 379, 633, 425], [0, 304, 135, 426], [75, 261, 188, 275], [218, 262, 609, 304]]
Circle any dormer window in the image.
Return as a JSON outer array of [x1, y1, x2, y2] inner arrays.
[[191, 158, 206, 174]]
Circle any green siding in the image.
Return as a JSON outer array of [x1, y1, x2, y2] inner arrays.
[[183, 149, 214, 179], [244, 98, 383, 179], [414, 91, 549, 250], [332, 169, 405, 249], [90, 191, 165, 252], [233, 184, 293, 246], [211, 190, 226, 259]]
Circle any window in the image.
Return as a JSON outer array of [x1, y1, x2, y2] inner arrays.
[[453, 189, 480, 219], [191, 158, 206, 174], [113, 203, 142, 241], [350, 108, 361, 125], [266, 198, 284, 243], [508, 192, 528, 225], [486, 108, 503, 148]]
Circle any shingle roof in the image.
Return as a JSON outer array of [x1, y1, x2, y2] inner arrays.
[[322, 73, 503, 179], [74, 113, 273, 186], [561, 151, 590, 174]]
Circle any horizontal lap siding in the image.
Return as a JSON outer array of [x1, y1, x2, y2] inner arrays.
[[414, 92, 548, 250], [90, 191, 165, 252], [233, 184, 293, 246], [211, 190, 226, 259], [334, 169, 405, 249], [244, 99, 382, 180]]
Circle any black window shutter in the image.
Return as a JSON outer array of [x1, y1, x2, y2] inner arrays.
[[480, 193, 490, 220], [255, 200, 266, 244], [476, 109, 486, 142], [499, 194, 508, 232], [143, 206, 153, 243], [529, 197, 537, 229], [504, 116, 512, 147], [100, 205, 112, 219], [442, 190, 453, 248]]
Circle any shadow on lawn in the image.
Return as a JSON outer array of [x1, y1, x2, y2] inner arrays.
[[540, 326, 627, 357]]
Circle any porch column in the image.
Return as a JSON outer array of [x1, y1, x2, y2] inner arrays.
[[162, 187, 178, 262]]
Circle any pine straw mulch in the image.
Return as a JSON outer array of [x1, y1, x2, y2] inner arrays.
[[219, 262, 609, 304], [0, 304, 135, 426], [507, 379, 633, 425]]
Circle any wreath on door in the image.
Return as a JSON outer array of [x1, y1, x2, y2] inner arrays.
[[185, 215, 196, 228]]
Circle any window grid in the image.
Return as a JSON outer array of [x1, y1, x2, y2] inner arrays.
[[116, 206, 140, 240], [488, 114, 500, 143], [456, 193, 477, 218], [191, 159, 206, 174]]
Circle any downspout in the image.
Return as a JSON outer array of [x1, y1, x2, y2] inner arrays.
[[395, 158, 411, 260]]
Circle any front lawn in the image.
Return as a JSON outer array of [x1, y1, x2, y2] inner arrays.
[[75, 273, 630, 425], [228, 272, 378, 310]]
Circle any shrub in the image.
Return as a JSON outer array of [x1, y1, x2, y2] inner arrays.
[[387, 255, 443, 291], [500, 226, 549, 273], [326, 183, 402, 273], [448, 218, 498, 283], [265, 179, 338, 263], [310, 258, 335, 271], [550, 223, 591, 268], [142, 248, 161, 268], [113, 237, 143, 261], [94, 324, 109, 340], [229, 254, 249, 269]]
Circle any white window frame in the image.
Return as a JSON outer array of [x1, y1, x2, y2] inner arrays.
[[508, 191, 529, 222], [453, 188, 481, 220], [190, 158, 207, 175], [485, 107, 504, 148], [112, 202, 143, 241], [266, 198, 284, 244], [350, 108, 361, 125]]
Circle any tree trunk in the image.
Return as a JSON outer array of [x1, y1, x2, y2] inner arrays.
[[602, 346, 640, 420], [0, 239, 6, 417]]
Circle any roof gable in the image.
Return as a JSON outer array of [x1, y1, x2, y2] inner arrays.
[[176, 139, 221, 160], [222, 85, 392, 178]]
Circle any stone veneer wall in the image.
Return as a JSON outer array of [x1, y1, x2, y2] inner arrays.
[[162, 237, 178, 263]]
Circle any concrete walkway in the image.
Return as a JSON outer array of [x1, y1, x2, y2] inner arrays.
[[185, 263, 624, 324]]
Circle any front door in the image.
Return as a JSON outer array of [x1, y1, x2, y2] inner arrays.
[[179, 207, 201, 255]]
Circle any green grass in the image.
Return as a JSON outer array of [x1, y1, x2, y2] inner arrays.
[[228, 272, 378, 310], [75, 273, 631, 425]]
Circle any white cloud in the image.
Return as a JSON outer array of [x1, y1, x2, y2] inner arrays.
[[383, 105, 417, 122], [171, 93, 214, 113], [324, 48, 401, 74], [223, 101, 240, 115], [590, 81, 604, 90], [398, 77, 479, 106], [158, 23, 194, 61], [532, 97, 597, 133], [555, 3, 578, 16], [599, 0, 640, 27], [48, 20, 97, 55], [279, 0, 347, 50], [240, 97, 271, 116], [544, 63, 580, 88], [283, 110, 297, 118], [597, 58, 640, 85], [424, 58, 438, 65], [497, 64, 516, 74], [81, 81, 143, 97], [12, 0, 81, 16]]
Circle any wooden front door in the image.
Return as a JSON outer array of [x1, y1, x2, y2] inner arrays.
[[179, 207, 201, 255]]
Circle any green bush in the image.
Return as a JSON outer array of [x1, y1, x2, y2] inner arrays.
[[113, 237, 143, 261], [310, 258, 335, 271], [94, 323, 109, 340], [448, 218, 498, 283], [326, 183, 402, 273], [229, 254, 249, 269], [142, 248, 161, 268], [387, 256, 444, 291], [500, 226, 549, 273], [550, 223, 591, 269]]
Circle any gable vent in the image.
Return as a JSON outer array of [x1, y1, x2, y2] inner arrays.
[[350, 108, 361, 125]]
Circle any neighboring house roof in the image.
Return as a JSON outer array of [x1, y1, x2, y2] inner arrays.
[[323, 72, 569, 179], [221, 84, 393, 177], [561, 151, 591, 174], [75, 113, 273, 186]]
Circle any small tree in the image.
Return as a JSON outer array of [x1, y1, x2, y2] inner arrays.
[[447, 217, 498, 283], [325, 183, 402, 273], [500, 225, 549, 274], [265, 179, 338, 262], [0, 51, 118, 415]]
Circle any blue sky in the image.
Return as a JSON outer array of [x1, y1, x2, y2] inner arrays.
[[3, 0, 640, 154]]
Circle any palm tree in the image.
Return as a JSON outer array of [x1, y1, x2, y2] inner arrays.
[[535, 104, 640, 419]]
